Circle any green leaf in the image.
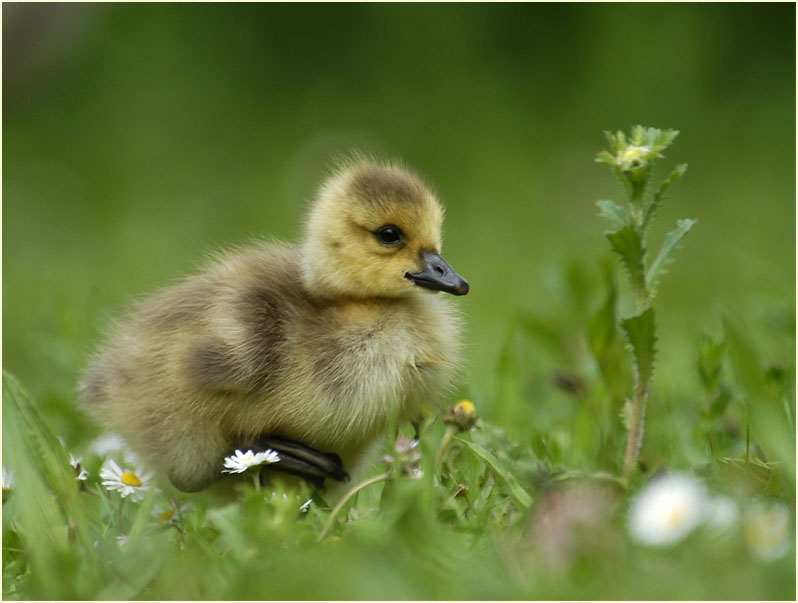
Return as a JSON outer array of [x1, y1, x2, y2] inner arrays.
[[605, 129, 626, 151], [651, 127, 679, 150], [723, 316, 795, 482], [595, 149, 617, 166], [587, 266, 618, 357], [3, 373, 94, 547], [722, 316, 767, 405], [646, 218, 696, 296], [621, 307, 657, 394], [642, 163, 687, 232], [716, 457, 779, 496], [763, 466, 785, 498], [126, 487, 158, 547], [2, 371, 98, 598], [95, 531, 169, 600], [596, 199, 628, 229], [628, 125, 679, 152], [606, 226, 646, 298], [454, 437, 532, 509], [207, 504, 250, 559], [706, 386, 732, 420], [587, 263, 630, 403], [698, 334, 726, 395], [629, 124, 646, 145]]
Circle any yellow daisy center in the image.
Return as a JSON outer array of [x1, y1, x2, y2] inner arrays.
[[121, 472, 142, 487], [666, 504, 687, 528], [158, 509, 176, 525]]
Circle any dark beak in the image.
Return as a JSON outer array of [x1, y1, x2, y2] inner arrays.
[[405, 251, 469, 296]]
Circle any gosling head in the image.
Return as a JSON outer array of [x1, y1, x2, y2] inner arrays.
[[301, 158, 469, 300]]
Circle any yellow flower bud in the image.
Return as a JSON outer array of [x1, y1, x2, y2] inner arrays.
[[443, 399, 479, 431], [454, 400, 476, 418]]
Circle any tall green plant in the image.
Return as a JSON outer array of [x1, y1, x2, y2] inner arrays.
[[594, 126, 696, 484]]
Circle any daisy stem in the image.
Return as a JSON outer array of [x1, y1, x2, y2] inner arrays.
[[117, 497, 125, 533], [318, 473, 388, 542]]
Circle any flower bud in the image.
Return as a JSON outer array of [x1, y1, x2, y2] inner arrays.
[[443, 400, 479, 431]]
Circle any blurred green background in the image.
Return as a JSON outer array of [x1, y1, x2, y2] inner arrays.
[[4, 3, 794, 444]]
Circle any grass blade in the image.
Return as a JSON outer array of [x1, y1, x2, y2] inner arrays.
[[455, 436, 532, 509]]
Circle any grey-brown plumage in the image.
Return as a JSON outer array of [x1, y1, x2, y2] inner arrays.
[[80, 158, 468, 492]]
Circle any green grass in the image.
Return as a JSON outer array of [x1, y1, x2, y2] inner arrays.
[[3, 3, 795, 599]]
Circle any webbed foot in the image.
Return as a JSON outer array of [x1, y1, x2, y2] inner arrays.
[[242, 436, 349, 490]]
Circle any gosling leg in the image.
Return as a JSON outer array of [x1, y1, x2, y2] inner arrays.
[[242, 436, 350, 490]]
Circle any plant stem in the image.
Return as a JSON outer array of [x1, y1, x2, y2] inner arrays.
[[318, 473, 388, 542], [117, 498, 125, 534], [621, 372, 648, 485], [625, 211, 650, 482], [435, 425, 458, 470]]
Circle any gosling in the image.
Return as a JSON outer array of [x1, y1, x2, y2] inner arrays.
[[80, 157, 469, 493]]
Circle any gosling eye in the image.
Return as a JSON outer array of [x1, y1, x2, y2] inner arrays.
[[374, 225, 403, 246]]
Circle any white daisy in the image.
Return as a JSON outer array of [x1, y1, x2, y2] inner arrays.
[[89, 433, 140, 465], [704, 495, 739, 534], [628, 472, 706, 546], [89, 433, 128, 456], [221, 449, 280, 474], [100, 458, 152, 502], [744, 499, 791, 562], [2, 466, 15, 490], [70, 454, 89, 481]]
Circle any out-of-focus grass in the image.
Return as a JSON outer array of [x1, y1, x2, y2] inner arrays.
[[2, 3, 795, 600]]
